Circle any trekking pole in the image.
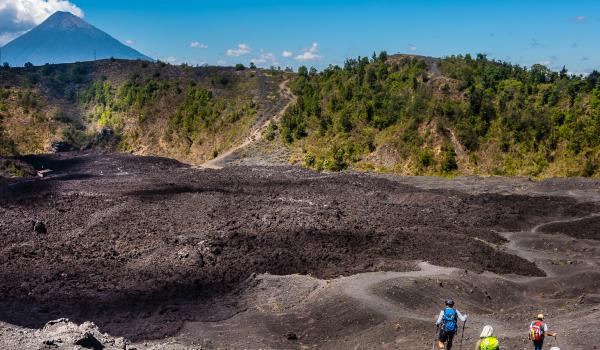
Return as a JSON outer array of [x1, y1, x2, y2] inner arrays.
[[431, 324, 437, 350], [458, 319, 466, 350]]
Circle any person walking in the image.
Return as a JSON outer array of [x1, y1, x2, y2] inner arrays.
[[475, 325, 500, 350], [529, 313, 557, 350], [435, 299, 468, 350]]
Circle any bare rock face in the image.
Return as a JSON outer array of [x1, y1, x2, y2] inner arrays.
[[37, 319, 127, 349]]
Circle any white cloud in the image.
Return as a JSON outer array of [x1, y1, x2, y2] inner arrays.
[[124, 39, 135, 45], [190, 41, 208, 49], [408, 44, 417, 52], [0, 31, 19, 45], [568, 69, 593, 76], [252, 50, 278, 65], [216, 59, 227, 65], [574, 15, 586, 22], [226, 43, 251, 57], [161, 56, 178, 64], [294, 42, 321, 62], [538, 60, 552, 66], [0, 0, 84, 44], [282, 50, 293, 58]]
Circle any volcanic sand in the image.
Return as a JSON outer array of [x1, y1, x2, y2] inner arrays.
[[1, 152, 599, 349]]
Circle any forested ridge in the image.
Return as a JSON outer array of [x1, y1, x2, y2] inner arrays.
[[278, 53, 600, 177], [1, 54, 600, 177]]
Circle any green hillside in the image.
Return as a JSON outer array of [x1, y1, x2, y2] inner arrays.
[[277, 53, 600, 177], [0, 59, 287, 164], [1, 54, 599, 177]]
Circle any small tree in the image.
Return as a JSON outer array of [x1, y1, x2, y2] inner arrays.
[[235, 63, 245, 71], [2, 62, 9, 69], [559, 65, 568, 79], [24, 62, 34, 68], [298, 65, 308, 77], [378, 51, 388, 62], [586, 70, 600, 89], [249, 62, 257, 69]]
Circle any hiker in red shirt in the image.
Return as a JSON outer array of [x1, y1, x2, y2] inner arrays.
[[529, 314, 557, 350]]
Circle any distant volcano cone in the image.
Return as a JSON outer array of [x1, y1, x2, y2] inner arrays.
[[0, 11, 152, 66]]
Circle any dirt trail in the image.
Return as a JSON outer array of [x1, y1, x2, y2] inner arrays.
[[290, 186, 600, 322], [494, 208, 600, 279], [339, 262, 455, 321], [201, 79, 295, 169], [531, 212, 600, 233], [325, 207, 599, 321]]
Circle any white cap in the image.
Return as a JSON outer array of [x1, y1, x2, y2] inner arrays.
[[480, 325, 494, 338]]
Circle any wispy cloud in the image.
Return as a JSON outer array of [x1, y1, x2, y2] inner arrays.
[[294, 42, 321, 62], [574, 15, 587, 23], [216, 59, 227, 65], [408, 44, 417, 52], [582, 57, 589, 61], [190, 41, 208, 49], [0, 32, 20, 46], [531, 38, 544, 48], [252, 50, 278, 65], [125, 39, 135, 45], [226, 43, 251, 57], [282, 50, 293, 58], [162, 56, 178, 64], [568, 69, 594, 76], [0, 0, 84, 45], [538, 60, 552, 67]]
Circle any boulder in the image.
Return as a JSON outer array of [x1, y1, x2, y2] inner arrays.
[[51, 141, 75, 153], [74, 331, 104, 350], [33, 221, 47, 234], [36, 318, 127, 350]]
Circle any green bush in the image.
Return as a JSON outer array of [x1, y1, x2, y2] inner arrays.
[[303, 153, 316, 167], [441, 148, 458, 173], [419, 149, 434, 168], [264, 121, 278, 141], [62, 125, 91, 149]]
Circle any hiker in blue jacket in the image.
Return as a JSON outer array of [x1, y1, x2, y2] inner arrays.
[[435, 299, 468, 350]]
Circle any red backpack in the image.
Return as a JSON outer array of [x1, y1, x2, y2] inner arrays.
[[529, 320, 545, 341]]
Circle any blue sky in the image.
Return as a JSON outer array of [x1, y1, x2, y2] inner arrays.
[[1, 0, 599, 73]]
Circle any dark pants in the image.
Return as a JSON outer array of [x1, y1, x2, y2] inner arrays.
[[533, 339, 544, 350], [437, 329, 455, 349]]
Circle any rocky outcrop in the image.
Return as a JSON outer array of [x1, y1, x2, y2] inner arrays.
[[37, 318, 127, 350]]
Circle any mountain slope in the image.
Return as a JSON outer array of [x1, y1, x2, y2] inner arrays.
[[1, 53, 599, 178], [276, 53, 600, 177], [1, 12, 151, 66], [0, 59, 288, 165]]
